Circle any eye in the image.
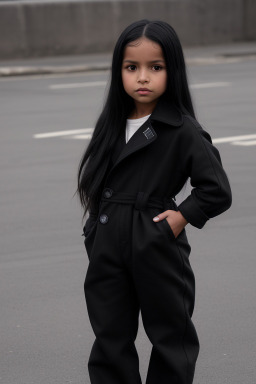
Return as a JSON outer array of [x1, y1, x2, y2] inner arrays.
[[127, 65, 137, 71], [152, 65, 163, 71]]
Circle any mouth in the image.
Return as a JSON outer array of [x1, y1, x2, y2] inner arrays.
[[136, 88, 152, 95]]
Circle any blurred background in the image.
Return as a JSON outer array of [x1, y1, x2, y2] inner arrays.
[[0, 1, 256, 383], [0, 0, 256, 59]]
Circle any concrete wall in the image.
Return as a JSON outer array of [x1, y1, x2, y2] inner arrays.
[[0, 0, 255, 59], [243, 0, 256, 40]]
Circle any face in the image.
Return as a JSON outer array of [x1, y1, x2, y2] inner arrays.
[[122, 37, 167, 116]]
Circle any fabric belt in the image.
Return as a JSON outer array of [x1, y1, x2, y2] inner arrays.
[[101, 188, 177, 212]]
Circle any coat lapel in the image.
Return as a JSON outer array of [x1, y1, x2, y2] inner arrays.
[[108, 98, 183, 173], [113, 118, 157, 169], [110, 129, 126, 166]]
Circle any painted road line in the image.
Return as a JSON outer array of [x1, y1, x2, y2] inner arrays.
[[34, 128, 93, 139], [34, 129, 256, 146], [212, 134, 256, 144], [49, 81, 107, 89], [190, 82, 231, 89], [49, 81, 231, 90], [232, 140, 256, 146]]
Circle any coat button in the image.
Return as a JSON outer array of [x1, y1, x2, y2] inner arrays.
[[103, 188, 113, 198], [99, 214, 108, 224]]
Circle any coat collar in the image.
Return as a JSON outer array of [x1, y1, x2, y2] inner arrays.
[[150, 97, 183, 127]]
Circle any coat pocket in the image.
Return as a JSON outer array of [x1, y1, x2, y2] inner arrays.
[[152, 209, 176, 241], [162, 217, 176, 240]]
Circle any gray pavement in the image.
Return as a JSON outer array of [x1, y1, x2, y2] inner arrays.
[[0, 45, 256, 384]]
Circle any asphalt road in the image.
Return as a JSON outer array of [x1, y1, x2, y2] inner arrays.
[[1, 54, 256, 384]]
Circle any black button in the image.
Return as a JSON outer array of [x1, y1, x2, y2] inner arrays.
[[99, 214, 108, 224], [103, 188, 113, 198]]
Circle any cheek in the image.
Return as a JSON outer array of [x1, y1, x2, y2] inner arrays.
[[155, 73, 167, 93], [122, 72, 132, 91], [159, 73, 167, 92]]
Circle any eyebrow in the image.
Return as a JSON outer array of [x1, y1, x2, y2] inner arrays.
[[123, 60, 165, 64]]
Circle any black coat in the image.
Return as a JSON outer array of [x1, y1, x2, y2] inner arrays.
[[84, 98, 232, 237], [82, 98, 232, 383]]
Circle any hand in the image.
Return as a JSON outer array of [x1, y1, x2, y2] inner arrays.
[[153, 210, 188, 238]]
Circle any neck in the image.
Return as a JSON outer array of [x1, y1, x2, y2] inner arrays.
[[129, 100, 157, 119]]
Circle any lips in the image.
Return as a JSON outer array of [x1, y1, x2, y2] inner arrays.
[[136, 88, 152, 95], [136, 88, 152, 92]]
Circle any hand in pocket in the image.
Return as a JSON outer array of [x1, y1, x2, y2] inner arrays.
[[153, 209, 188, 238]]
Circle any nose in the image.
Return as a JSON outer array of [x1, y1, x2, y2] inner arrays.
[[137, 68, 149, 83]]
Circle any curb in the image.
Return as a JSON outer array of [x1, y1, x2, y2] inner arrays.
[[0, 63, 111, 77], [0, 53, 256, 78]]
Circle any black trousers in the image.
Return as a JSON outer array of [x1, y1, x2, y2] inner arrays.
[[84, 194, 199, 384]]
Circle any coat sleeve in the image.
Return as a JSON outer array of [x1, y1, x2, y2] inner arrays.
[[177, 116, 232, 229]]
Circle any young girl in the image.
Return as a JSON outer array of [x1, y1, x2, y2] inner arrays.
[[77, 20, 232, 384]]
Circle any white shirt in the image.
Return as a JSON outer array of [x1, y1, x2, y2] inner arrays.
[[125, 114, 151, 143], [125, 114, 192, 204]]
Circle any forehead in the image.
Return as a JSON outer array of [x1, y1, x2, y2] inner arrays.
[[123, 38, 165, 62]]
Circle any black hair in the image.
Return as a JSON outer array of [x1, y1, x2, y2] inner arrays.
[[77, 19, 195, 216]]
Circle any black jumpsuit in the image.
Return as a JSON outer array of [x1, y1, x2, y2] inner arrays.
[[83, 98, 232, 384]]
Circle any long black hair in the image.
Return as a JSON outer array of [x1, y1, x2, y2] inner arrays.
[[77, 19, 195, 216]]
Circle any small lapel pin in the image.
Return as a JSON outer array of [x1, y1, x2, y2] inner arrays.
[[143, 127, 154, 140]]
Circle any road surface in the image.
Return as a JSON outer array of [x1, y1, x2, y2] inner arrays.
[[0, 52, 256, 383]]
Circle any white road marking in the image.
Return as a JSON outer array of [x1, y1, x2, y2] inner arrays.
[[34, 129, 256, 146], [232, 140, 256, 146], [49, 81, 107, 89], [34, 128, 93, 138], [212, 134, 256, 144], [49, 81, 230, 90], [190, 82, 231, 89], [72, 134, 93, 140]]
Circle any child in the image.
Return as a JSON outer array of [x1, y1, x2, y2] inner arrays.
[[77, 20, 232, 384]]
